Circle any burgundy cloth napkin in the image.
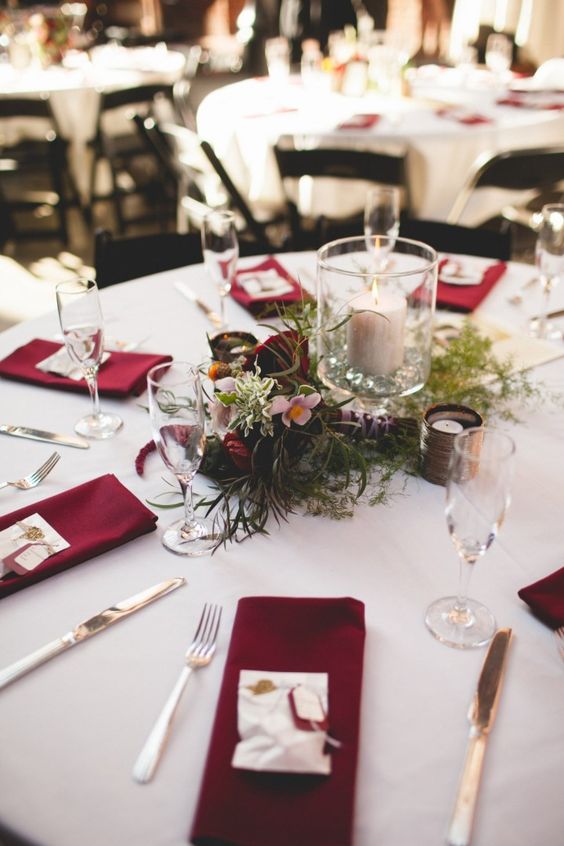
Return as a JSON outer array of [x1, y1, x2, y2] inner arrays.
[[497, 95, 564, 110], [0, 338, 172, 398], [190, 596, 366, 846], [436, 259, 507, 312], [244, 106, 299, 118], [436, 108, 493, 125], [0, 474, 157, 600], [337, 113, 380, 130], [231, 257, 311, 316], [518, 567, 564, 629]]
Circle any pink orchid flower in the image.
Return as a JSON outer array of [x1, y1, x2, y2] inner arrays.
[[270, 392, 321, 427]]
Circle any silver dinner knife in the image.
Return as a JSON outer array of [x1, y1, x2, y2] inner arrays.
[[531, 307, 564, 322], [0, 424, 90, 450], [0, 578, 186, 691], [174, 281, 223, 328], [447, 628, 513, 846]]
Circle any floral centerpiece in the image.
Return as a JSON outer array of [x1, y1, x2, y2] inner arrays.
[[137, 304, 540, 545], [27, 8, 72, 67]]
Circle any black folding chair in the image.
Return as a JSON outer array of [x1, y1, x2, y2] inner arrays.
[[89, 83, 176, 232], [447, 145, 564, 228], [0, 97, 79, 244], [399, 218, 512, 260], [94, 226, 272, 289], [273, 143, 411, 249], [94, 228, 203, 288]]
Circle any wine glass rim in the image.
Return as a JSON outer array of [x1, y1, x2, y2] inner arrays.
[[317, 234, 438, 278], [147, 360, 200, 387], [540, 203, 564, 215], [55, 277, 97, 294], [452, 425, 516, 458], [203, 209, 236, 223]]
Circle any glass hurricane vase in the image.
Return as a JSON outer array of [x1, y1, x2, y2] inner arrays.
[[316, 235, 438, 415]]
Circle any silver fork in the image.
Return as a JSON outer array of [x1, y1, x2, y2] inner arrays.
[[554, 626, 564, 662], [0, 452, 61, 491], [133, 603, 222, 784]]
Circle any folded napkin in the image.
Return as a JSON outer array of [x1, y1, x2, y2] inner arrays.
[[337, 113, 380, 130], [191, 596, 365, 846], [231, 257, 310, 316], [0, 474, 157, 600], [518, 567, 564, 629], [497, 95, 564, 110], [0, 338, 172, 398], [436, 108, 493, 125], [436, 259, 507, 312]]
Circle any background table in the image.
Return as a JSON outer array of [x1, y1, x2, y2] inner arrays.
[[0, 45, 186, 202], [196, 75, 564, 224], [0, 252, 563, 846]]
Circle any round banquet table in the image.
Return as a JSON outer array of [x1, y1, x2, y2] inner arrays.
[[0, 252, 563, 846], [196, 73, 564, 225], [0, 45, 186, 202]]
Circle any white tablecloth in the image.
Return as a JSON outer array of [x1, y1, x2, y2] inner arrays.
[[0, 46, 186, 202], [0, 253, 563, 846], [196, 75, 564, 224]]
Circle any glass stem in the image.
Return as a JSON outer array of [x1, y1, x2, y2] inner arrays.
[[179, 478, 196, 531], [454, 555, 475, 616], [538, 275, 552, 337], [84, 370, 101, 419], [219, 292, 226, 327]]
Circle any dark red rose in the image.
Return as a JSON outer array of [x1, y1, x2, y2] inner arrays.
[[247, 331, 310, 380], [223, 432, 252, 473]]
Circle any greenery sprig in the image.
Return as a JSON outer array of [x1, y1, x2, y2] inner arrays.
[[137, 307, 546, 545]]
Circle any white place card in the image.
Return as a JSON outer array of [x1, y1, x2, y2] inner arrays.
[[237, 270, 293, 299], [0, 514, 70, 578], [36, 346, 111, 380], [232, 669, 331, 775]]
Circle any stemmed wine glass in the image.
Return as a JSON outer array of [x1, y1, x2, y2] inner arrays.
[[55, 278, 123, 439], [530, 203, 564, 340], [485, 33, 512, 80], [425, 427, 516, 649], [364, 186, 400, 272], [201, 210, 239, 329], [147, 361, 218, 556]]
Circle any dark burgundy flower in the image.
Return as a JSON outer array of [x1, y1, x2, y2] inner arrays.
[[246, 331, 310, 381], [223, 432, 252, 473], [135, 440, 157, 476]]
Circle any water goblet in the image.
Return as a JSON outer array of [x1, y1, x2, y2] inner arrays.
[[364, 186, 400, 272], [55, 278, 123, 439], [425, 427, 516, 649], [530, 203, 564, 340], [265, 36, 290, 83], [201, 210, 239, 330], [485, 33, 512, 80], [147, 361, 218, 556]]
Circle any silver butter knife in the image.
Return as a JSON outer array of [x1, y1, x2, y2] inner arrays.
[[447, 628, 513, 846], [0, 424, 90, 450], [531, 307, 564, 322], [174, 281, 223, 328], [0, 578, 186, 691]]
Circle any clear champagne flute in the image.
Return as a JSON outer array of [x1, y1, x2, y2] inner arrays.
[[201, 210, 239, 330], [147, 361, 218, 556], [364, 186, 400, 272], [55, 278, 123, 439], [485, 32, 512, 79], [530, 203, 564, 340], [425, 427, 515, 649]]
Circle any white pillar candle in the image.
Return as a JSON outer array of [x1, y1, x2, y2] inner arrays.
[[346, 290, 407, 375]]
